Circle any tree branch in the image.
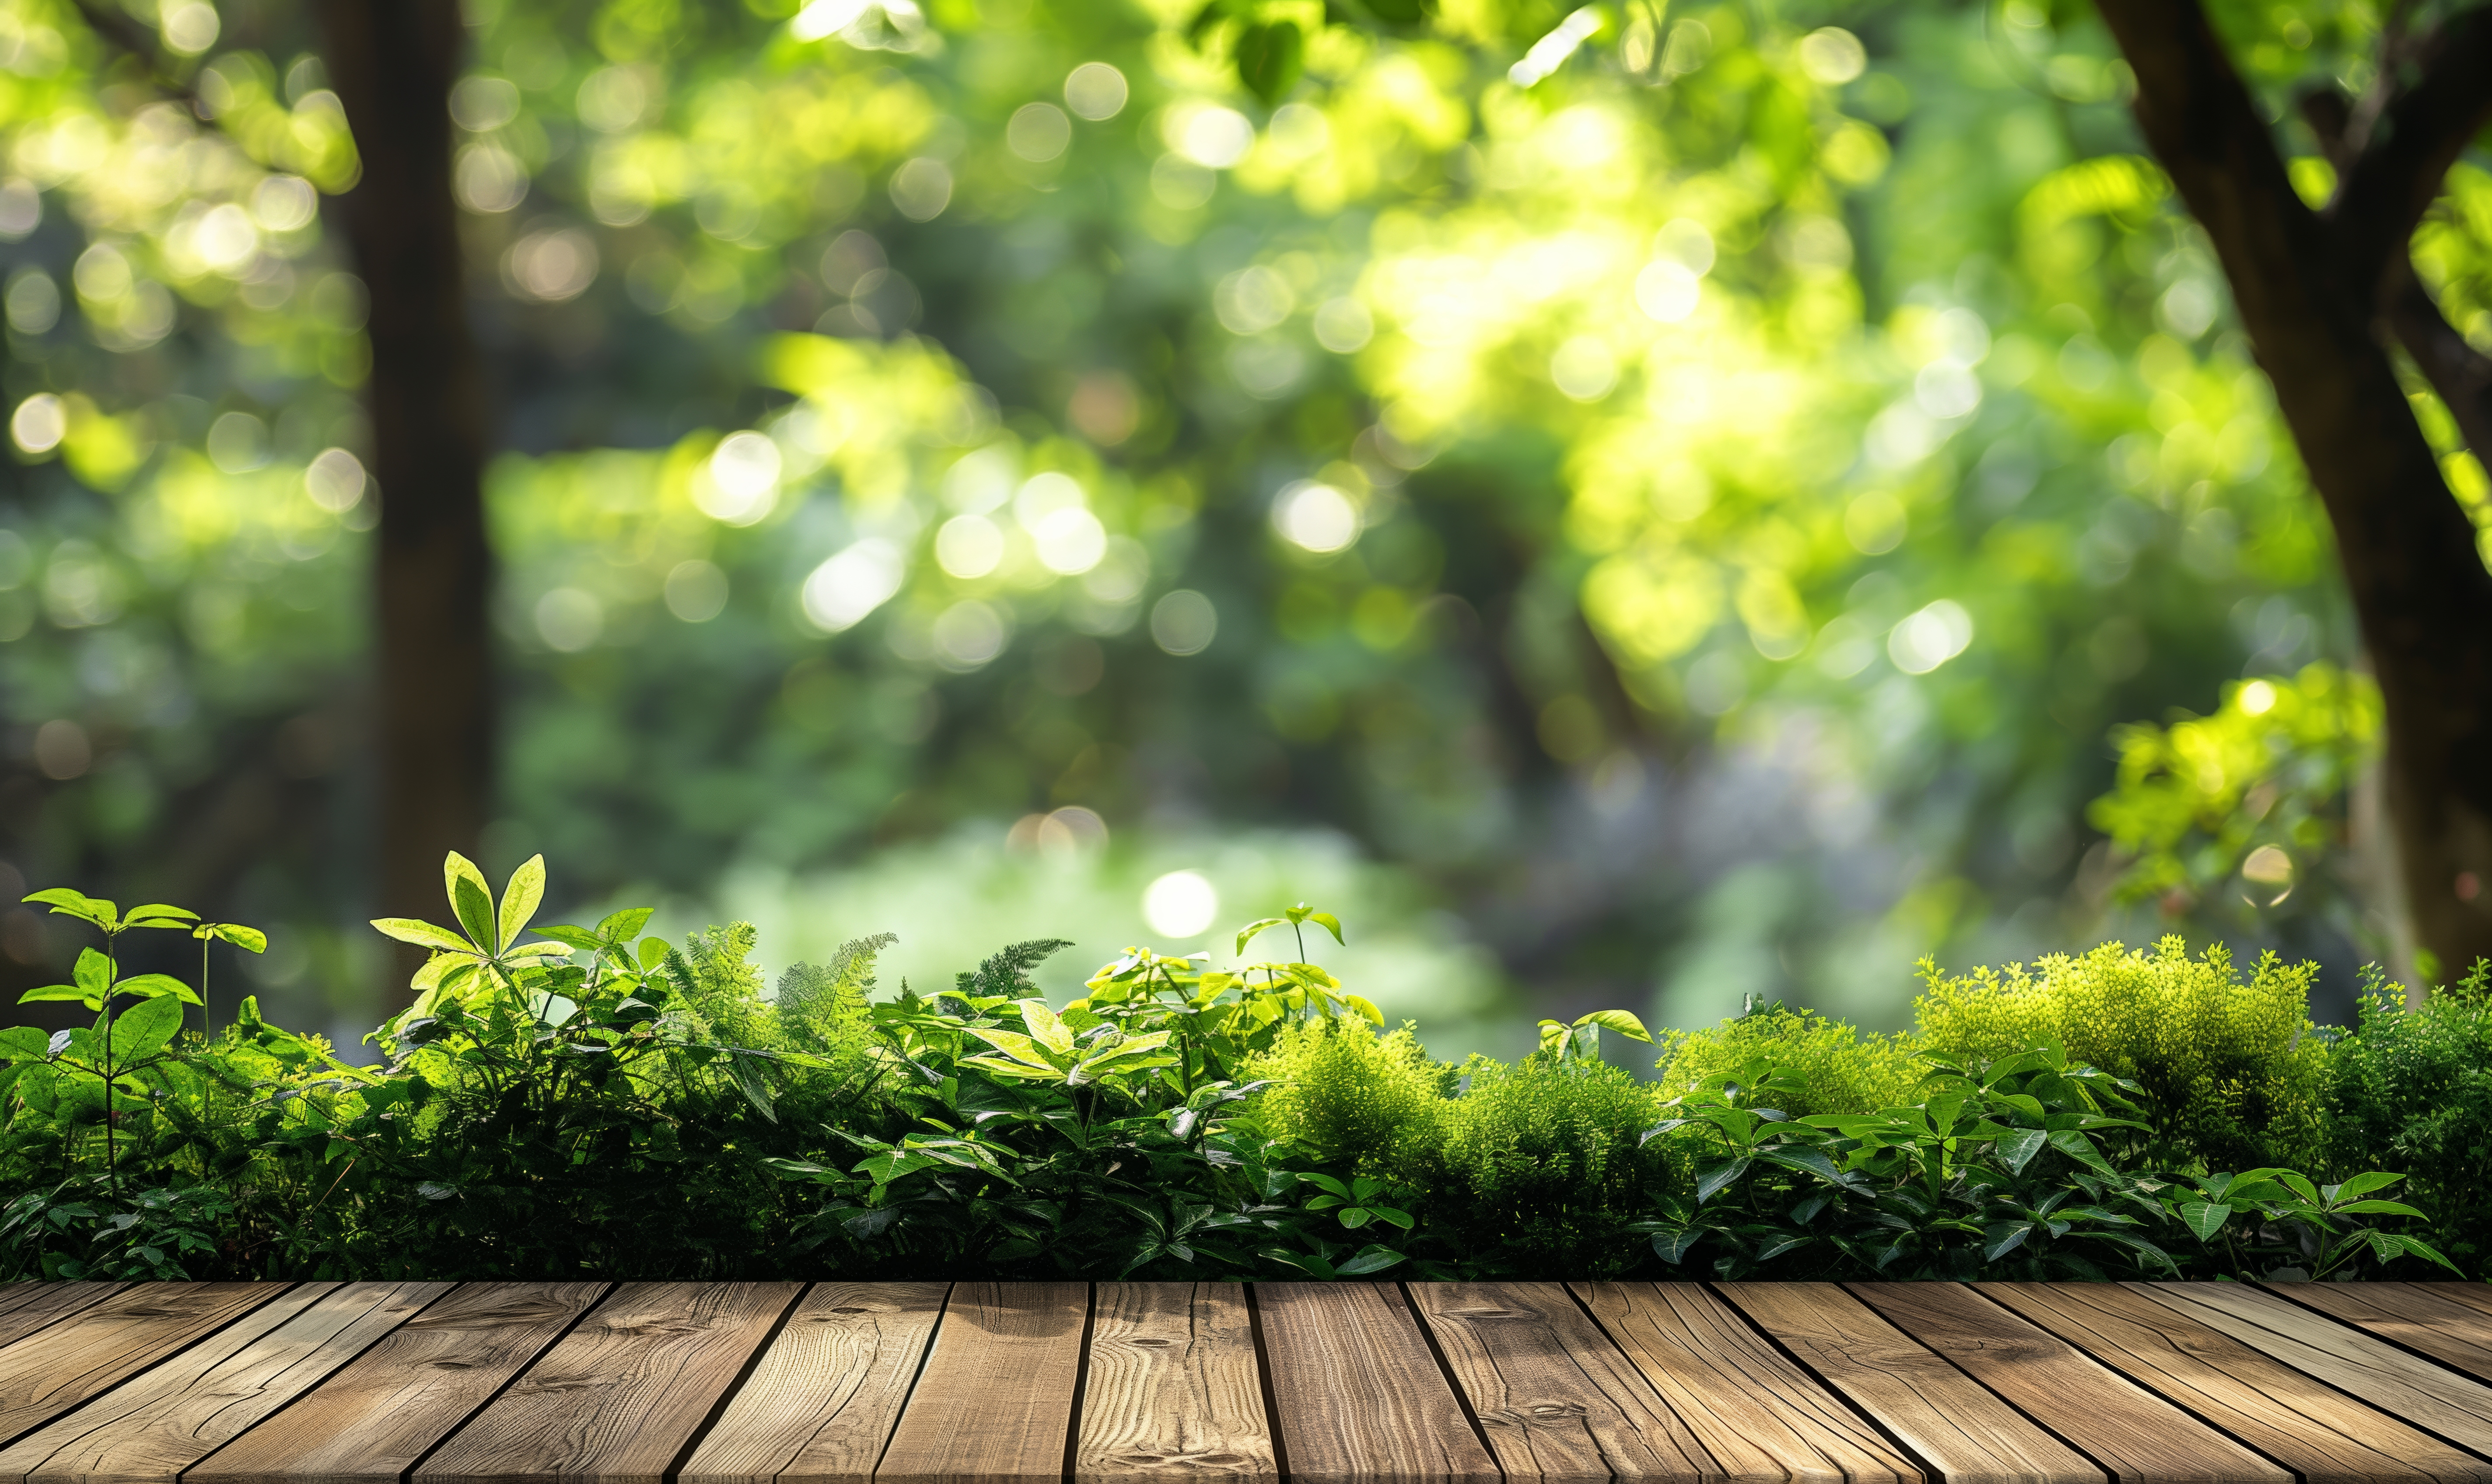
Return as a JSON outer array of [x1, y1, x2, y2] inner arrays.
[[63, 0, 207, 117], [2388, 264, 2492, 469], [2329, 4, 2492, 295], [2300, 80, 2492, 465], [2092, 0, 2330, 337]]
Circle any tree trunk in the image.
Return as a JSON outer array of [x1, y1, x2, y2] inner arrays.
[[2093, 0, 2492, 984], [313, 0, 494, 998]]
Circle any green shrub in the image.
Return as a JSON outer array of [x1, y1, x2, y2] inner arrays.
[[1656, 1002, 1925, 1116], [1913, 936, 2327, 1172], [1408, 1054, 1669, 1274], [1242, 1017, 1449, 1170], [2318, 967, 2492, 1269], [0, 857, 2450, 1282]]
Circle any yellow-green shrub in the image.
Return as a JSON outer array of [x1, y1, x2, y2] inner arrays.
[[1242, 1017, 1449, 1170], [1914, 936, 2327, 1171], [1655, 1005, 1925, 1116]]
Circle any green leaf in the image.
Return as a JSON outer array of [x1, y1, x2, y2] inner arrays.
[[597, 906, 655, 942], [2180, 1200, 2233, 1242], [1982, 1223, 2034, 1260], [1695, 1158, 1750, 1203], [1760, 1146, 1849, 1184], [1302, 909, 1344, 945], [75, 948, 112, 1001], [17, 984, 98, 1008], [109, 995, 185, 1062], [1578, 1008, 1652, 1043], [112, 973, 201, 1005], [1995, 1127, 2048, 1173], [531, 925, 607, 954], [371, 917, 477, 953], [0, 1026, 47, 1061], [960, 1055, 1071, 1082], [964, 1026, 1064, 1070], [1652, 1229, 1702, 1264], [497, 854, 546, 951], [1016, 998, 1075, 1056], [1341, 993, 1384, 1025], [2329, 1171, 2405, 1204], [1234, 917, 1285, 955], [2333, 1200, 2430, 1218], [2046, 1128, 2115, 1174], [24, 888, 115, 929], [122, 903, 200, 927], [449, 874, 497, 957], [1333, 1244, 1403, 1275], [2370, 1232, 2464, 1275], [199, 923, 268, 953]]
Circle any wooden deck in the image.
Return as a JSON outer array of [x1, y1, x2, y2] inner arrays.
[[1, 1282, 2490, 1484]]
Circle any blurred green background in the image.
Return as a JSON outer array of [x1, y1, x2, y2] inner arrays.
[[0, 0, 2479, 1058]]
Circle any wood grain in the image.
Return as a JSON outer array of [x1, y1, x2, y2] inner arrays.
[[1717, 1281, 2095, 1484], [1848, 1282, 2286, 1484], [0, 1281, 445, 1484], [1254, 1282, 1499, 1484], [2261, 1284, 2492, 1384], [1576, 1282, 1920, 1484], [678, 1281, 946, 1484], [414, 1282, 802, 1484], [2132, 1282, 2492, 1457], [1408, 1281, 1709, 1482], [0, 1282, 295, 1449], [189, 1282, 607, 1484], [0, 1285, 125, 1352], [878, 1283, 1090, 1484], [1074, 1284, 1274, 1484], [1983, 1281, 2488, 1484]]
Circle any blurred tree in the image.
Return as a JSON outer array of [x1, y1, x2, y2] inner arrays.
[[312, 0, 491, 986], [0, 0, 2482, 1039], [2086, 0, 2492, 980]]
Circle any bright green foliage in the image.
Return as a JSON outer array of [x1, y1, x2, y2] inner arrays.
[[0, 858, 2460, 1281], [2316, 966, 2492, 1271], [2087, 663, 2382, 924], [1914, 937, 2327, 1172], [1656, 1001, 1925, 1117], [1407, 1054, 1670, 1274], [1242, 1016, 1449, 1171]]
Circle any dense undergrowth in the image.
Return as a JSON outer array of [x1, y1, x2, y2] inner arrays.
[[0, 858, 2475, 1282]]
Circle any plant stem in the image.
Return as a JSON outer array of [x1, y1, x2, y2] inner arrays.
[[102, 927, 119, 1194]]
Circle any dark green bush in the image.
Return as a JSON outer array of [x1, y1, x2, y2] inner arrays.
[[2317, 967, 2492, 1270]]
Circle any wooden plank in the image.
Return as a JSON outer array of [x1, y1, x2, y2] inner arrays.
[[1408, 1281, 1709, 1482], [0, 1283, 294, 1448], [415, 1281, 801, 1484], [0, 1281, 445, 1484], [2262, 1284, 2492, 1384], [1074, 1284, 1275, 1484], [678, 1281, 945, 1484], [878, 1283, 1090, 1484], [1253, 1282, 1499, 1484], [1848, 1282, 2286, 1484], [0, 1285, 127, 1352], [1982, 1281, 2489, 1484], [1576, 1282, 1917, 1484], [188, 1282, 608, 1484], [2132, 1282, 2492, 1457], [1715, 1281, 2093, 1484]]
